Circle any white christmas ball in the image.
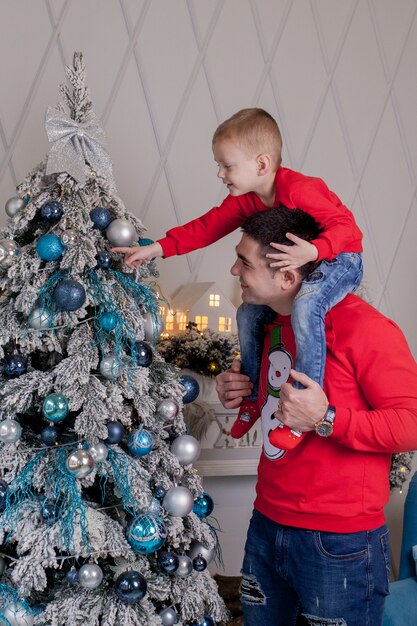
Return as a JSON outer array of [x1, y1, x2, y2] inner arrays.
[[5, 197, 26, 218], [89, 441, 109, 462], [170, 435, 201, 465], [156, 399, 179, 423], [0, 239, 20, 268], [163, 486, 194, 517], [78, 563, 103, 589], [187, 540, 215, 565], [0, 419, 22, 443], [2, 602, 34, 626], [66, 449, 95, 478], [106, 219, 138, 247], [142, 311, 164, 343], [99, 355, 123, 380], [28, 307, 53, 330], [61, 229, 78, 246], [160, 607, 178, 625], [174, 555, 193, 577]]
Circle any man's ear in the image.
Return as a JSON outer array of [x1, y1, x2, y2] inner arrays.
[[279, 269, 300, 291], [256, 153, 272, 176]]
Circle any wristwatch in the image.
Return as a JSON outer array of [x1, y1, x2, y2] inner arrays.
[[315, 405, 336, 437]]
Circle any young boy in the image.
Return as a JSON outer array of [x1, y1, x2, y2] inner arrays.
[[112, 108, 363, 450]]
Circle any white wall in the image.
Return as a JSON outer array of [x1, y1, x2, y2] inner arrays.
[[1, 0, 417, 575]]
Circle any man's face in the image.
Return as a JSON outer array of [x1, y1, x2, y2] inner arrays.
[[231, 234, 285, 310], [213, 138, 260, 196]]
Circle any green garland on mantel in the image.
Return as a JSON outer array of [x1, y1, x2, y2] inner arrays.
[[157, 325, 414, 490]]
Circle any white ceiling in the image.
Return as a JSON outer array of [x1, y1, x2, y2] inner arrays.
[[0, 0, 416, 354]]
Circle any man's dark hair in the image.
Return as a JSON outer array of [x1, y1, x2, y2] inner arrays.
[[241, 206, 324, 278]]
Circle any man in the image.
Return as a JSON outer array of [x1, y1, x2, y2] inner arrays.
[[216, 207, 417, 626]]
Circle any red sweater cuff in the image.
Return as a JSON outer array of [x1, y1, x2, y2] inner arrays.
[[156, 237, 176, 259], [331, 406, 350, 441], [312, 238, 332, 261]]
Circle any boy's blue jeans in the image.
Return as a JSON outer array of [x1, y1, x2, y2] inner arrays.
[[241, 510, 390, 626], [237, 252, 363, 398]]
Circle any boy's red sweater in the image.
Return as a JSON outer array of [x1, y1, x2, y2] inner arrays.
[[158, 167, 363, 261]]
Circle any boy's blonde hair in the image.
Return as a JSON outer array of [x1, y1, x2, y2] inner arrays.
[[212, 108, 282, 168]]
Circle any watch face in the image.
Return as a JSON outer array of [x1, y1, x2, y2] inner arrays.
[[316, 421, 333, 437]]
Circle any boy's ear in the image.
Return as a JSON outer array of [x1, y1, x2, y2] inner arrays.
[[256, 153, 272, 175]]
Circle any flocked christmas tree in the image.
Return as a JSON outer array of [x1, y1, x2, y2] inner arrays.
[[0, 53, 228, 626]]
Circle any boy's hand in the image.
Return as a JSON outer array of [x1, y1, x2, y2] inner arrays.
[[266, 233, 318, 271], [111, 242, 163, 268]]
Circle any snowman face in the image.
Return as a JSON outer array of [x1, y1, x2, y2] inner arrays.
[[267, 349, 292, 391]]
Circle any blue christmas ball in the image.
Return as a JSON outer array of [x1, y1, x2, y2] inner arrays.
[[90, 207, 113, 230], [53, 279, 86, 311], [153, 485, 167, 501], [127, 514, 167, 554], [190, 617, 215, 626], [42, 393, 69, 423], [157, 550, 179, 574], [96, 250, 113, 269], [66, 568, 78, 584], [192, 493, 214, 519], [127, 429, 154, 457], [0, 479, 9, 511], [99, 311, 118, 332], [40, 201, 64, 222], [138, 237, 155, 247], [40, 500, 60, 525], [192, 555, 207, 572], [3, 354, 27, 379], [115, 570, 147, 604], [179, 375, 200, 404], [104, 421, 125, 444], [134, 341, 153, 368], [36, 233, 65, 261], [41, 425, 61, 446]]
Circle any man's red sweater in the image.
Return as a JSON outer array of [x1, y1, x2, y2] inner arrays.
[[253, 295, 417, 533], [157, 167, 363, 261]]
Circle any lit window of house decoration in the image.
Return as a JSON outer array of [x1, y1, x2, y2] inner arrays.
[[195, 315, 208, 331], [209, 294, 220, 307], [219, 316, 232, 332], [165, 312, 175, 332], [178, 313, 187, 331]]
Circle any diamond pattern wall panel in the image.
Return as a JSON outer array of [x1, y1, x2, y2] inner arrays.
[[0, 0, 416, 357]]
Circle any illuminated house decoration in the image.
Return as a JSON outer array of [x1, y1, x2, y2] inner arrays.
[[166, 282, 237, 335]]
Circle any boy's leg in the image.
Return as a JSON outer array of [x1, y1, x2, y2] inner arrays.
[[269, 253, 363, 449], [231, 304, 275, 439]]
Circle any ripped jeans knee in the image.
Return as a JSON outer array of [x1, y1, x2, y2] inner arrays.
[[240, 572, 266, 606], [303, 614, 347, 626]]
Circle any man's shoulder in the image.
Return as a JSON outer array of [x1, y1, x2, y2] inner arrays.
[[328, 294, 398, 337]]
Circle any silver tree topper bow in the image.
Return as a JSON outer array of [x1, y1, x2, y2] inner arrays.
[[45, 106, 113, 184]]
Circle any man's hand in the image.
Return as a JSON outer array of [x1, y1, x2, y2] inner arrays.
[[216, 359, 253, 409], [266, 233, 318, 271], [111, 242, 163, 269], [276, 369, 329, 431]]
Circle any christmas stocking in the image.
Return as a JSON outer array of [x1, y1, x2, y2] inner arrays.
[[230, 399, 260, 439]]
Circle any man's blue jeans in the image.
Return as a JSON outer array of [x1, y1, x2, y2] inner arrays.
[[237, 252, 363, 398], [241, 510, 390, 626]]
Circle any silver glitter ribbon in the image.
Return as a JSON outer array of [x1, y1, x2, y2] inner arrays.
[[45, 106, 113, 184]]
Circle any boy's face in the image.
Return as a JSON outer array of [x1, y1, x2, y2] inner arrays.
[[213, 138, 260, 196]]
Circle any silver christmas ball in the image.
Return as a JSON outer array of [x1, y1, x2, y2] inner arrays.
[[156, 399, 179, 423], [106, 219, 138, 247], [78, 563, 103, 589], [142, 311, 164, 343], [163, 486, 194, 517], [5, 197, 25, 218], [89, 441, 109, 462], [2, 603, 34, 626], [187, 540, 215, 565], [159, 606, 178, 625], [0, 239, 20, 268], [61, 229, 78, 246], [28, 306, 53, 330], [0, 419, 22, 443], [170, 435, 201, 465], [99, 355, 123, 380], [66, 449, 95, 478], [174, 555, 193, 578], [0, 555, 5, 576]]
